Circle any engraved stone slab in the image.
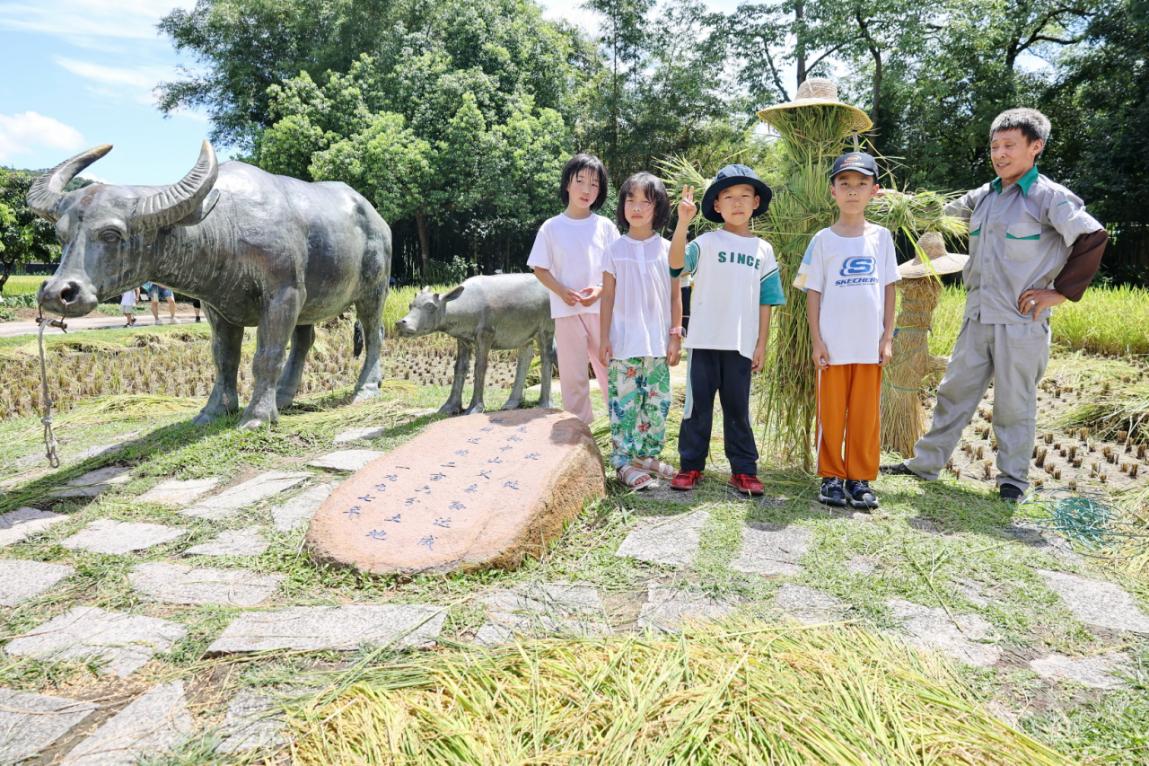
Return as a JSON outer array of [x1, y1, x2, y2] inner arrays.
[[637, 584, 736, 633], [308, 410, 604, 575], [474, 582, 610, 645], [0, 507, 67, 547], [0, 559, 74, 606], [1029, 652, 1132, 690], [129, 562, 283, 606], [0, 688, 97, 764], [308, 449, 384, 472], [1037, 569, 1149, 634], [60, 519, 187, 555], [138, 477, 221, 506], [6, 606, 186, 677], [887, 598, 1001, 667], [615, 511, 710, 567], [270, 484, 334, 532], [333, 426, 387, 445], [182, 471, 311, 521], [61, 682, 193, 766], [208, 605, 446, 653], [775, 584, 850, 624], [729, 523, 812, 577], [185, 527, 269, 557], [215, 689, 288, 755]]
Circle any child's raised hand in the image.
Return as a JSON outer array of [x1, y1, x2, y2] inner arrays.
[[677, 186, 697, 226]]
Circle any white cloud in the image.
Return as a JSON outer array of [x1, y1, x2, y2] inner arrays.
[[0, 111, 85, 162], [0, 0, 196, 42], [56, 57, 168, 90]]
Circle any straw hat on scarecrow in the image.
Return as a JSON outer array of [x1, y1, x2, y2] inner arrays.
[[757, 77, 873, 135], [880, 232, 968, 456]]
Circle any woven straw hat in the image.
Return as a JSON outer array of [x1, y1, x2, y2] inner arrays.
[[757, 77, 873, 134], [899, 232, 969, 279]]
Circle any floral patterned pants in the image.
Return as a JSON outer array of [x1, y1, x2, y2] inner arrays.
[[607, 356, 672, 469]]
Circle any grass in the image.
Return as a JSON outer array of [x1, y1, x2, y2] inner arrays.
[[1, 274, 44, 296]]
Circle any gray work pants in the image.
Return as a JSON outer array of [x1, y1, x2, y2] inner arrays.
[[906, 317, 1050, 490]]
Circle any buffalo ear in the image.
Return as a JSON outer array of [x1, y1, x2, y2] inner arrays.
[[174, 189, 220, 226], [442, 285, 465, 303]]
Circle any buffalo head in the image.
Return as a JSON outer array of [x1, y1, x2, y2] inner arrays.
[[30, 141, 218, 316], [394, 285, 464, 337]]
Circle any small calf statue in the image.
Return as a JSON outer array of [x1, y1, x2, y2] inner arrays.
[[395, 274, 553, 415]]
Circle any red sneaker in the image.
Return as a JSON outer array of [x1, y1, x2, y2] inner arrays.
[[670, 469, 702, 491], [729, 473, 765, 496]]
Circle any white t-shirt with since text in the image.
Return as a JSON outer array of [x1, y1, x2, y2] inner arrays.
[[527, 212, 620, 319], [602, 234, 673, 359], [794, 223, 900, 365]]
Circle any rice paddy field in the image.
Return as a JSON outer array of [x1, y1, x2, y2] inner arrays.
[[0, 282, 1146, 765]]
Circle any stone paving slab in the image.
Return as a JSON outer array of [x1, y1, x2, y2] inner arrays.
[[887, 598, 1001, 667], [474, 582, 610, 645], [0, 688, 98, 764], [1029, 652, 1132, 690], [0, 559, 74, 606], [0, 507, 68, 547], [61, 519, 187, 555], [129, 562, 283, 606], [615, 511, 709, 567], [6, 606, 187, 678], [637, 584, 736, 633], [208, 604, 446, 653], [138, 477, 221, 507], [1001, 522, 1084, 566], [846, 556, 877, 576], [729, 523, 812, 577], [62, 681, 193, 766], [774, 584, 850, 624], [182, 471, 312, 521], [185, 527, 269, 557], [50, 466, 132, 499], [307, 449, 384, 472], [215, 689, 288, 754], [270, 483, 333, 532], [1037, 569, 1149, 634], [333, 426, 387, 445]]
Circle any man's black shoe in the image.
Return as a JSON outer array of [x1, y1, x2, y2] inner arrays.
[[846, 480, 879, 510], [819, 477, 848, 508], [999, 483, 1024, 503], [879, 462, 916, 476]]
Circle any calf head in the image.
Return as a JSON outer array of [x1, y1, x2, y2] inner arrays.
[[29, 141, 218, 317], [394, 285, 465, 337]]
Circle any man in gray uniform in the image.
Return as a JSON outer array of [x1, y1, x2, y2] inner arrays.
[[883, 108, 1108, 501]]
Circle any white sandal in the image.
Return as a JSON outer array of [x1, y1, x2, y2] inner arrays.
[[631, 457, 676, 481], [617, 465, 655, 490]]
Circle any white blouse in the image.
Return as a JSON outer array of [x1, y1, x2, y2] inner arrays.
[[602, 234, 673, 359]]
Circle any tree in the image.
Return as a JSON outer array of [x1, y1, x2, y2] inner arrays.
[[0, 169, 57, 293]]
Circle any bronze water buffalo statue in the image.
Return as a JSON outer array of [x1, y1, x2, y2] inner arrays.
[[29, 142, 392, 428]]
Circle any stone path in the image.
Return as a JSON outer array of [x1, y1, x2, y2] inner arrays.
[[307, 449, 384, 472], [0, 688, 97, 763], [185, 526, 269, 557], [1037, 569, 1149, 634], [730, 523, 812, 577], [0, 559, 73, 606], [615, 510, 709, 567], [6, 606, 187, 678], [1029, 651, 1132, 690], [887, 598, 1001, 667], [61, 681, 193, 765], [49, 466, 132, 499], [215, 688, 289, 755], [138, 477, 221, 506], [129, 562, 284, 606], [475, 583, 610, 644], [61, 519, 187, 555], [182, 471, 311, 520], [775, 584, 850, 624], [637, 584, 736, 633], [208, 605, 446, 653], [333, 425, 387, 445], [0, 507, 67, 546], [270, 483, 333, 532]]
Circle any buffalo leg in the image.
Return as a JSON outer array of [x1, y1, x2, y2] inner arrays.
[[194, 306, 244, 425], [351, 286, 387, 403], [502, 343, 533, 410], [440, 339, 470, 415], [276, 324, 315, 410], [241, 289, 302, 428], [537, 327, 554, 409], [464, 333, 493, 415]]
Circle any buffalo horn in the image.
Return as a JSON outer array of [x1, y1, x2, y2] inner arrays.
[[133, 140, 219, 230], [26, 144, 114, 222]]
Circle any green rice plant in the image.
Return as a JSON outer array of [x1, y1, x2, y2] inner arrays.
[[0, 275, 45, 297], [286, 619, 1072, 765]]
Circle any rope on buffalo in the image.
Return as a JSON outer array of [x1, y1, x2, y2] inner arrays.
[[35, 304, 64, 468]]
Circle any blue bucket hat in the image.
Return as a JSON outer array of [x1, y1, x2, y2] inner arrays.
[[700, 164, 772, 223]]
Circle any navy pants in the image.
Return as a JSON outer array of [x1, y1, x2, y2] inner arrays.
[[679, 348, 758, 475]]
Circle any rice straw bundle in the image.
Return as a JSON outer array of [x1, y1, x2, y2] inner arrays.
[[881, 277, 941, 456]]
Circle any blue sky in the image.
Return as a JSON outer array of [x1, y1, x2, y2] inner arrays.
[[0, 0, 741, 185]]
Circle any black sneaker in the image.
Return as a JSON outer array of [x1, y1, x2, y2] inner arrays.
[[818, 477, 848, 508], [999, 483, 1024, 503], [845, 480, 879, 510], [879, 462, 916, 476]]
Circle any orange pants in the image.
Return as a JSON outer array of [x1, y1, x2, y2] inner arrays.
[[816, 364, 882, 481]]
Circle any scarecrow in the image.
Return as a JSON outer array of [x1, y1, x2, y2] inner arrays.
[[879, 232, 968, 456]]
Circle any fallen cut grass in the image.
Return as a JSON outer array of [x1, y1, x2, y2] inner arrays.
[[286, 620, 1072, 766]]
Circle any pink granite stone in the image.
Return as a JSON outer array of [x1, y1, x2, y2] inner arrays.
[[306, 409, 604, 575]]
